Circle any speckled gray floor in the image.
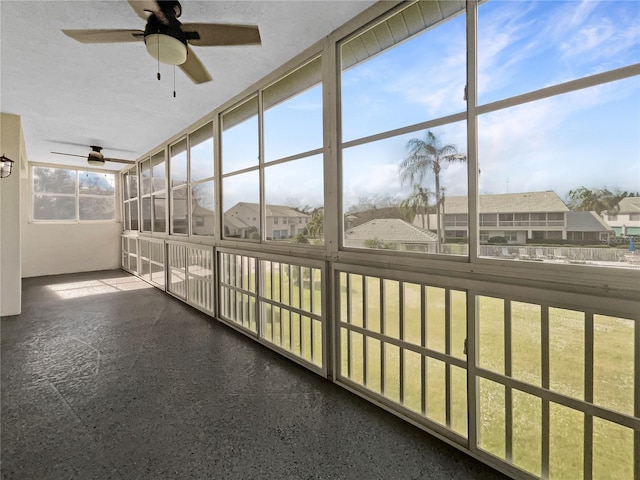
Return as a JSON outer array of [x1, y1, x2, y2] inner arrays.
[[1, 270, 506, 480]]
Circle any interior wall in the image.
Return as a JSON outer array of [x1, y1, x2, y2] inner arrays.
[[21, 223, 122, 278], [0, 113, 24, 316], [20, 180, 122, 278]]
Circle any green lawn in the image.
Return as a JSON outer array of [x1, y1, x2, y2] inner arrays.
[[222, 260, 635, 480], [338, 273, 634, 480]]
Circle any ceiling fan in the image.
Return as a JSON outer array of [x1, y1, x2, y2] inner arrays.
[[62, 0, 261, 84], [52, 146, 136, 167]]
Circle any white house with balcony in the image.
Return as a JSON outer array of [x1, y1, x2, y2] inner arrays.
[[224, 202, 310, 240], [603, 197, 640, 237], [413, 191, 613, 244], [415, 191, 569, 243]]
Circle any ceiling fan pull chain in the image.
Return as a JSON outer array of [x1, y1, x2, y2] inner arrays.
[[173, 66, 176, 98], [157, 38, 161, 80]]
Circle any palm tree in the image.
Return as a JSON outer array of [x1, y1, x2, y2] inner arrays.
[[400, 184, 433, 229], [306, 209, 324, 239], [399, 130, 466, 247], [567, 186, 628, 215]]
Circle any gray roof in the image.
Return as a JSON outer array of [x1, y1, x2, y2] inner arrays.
[[345, 219, 437, 243], [566, 211, 614, 232], [224, 215, 252, 230], [440, 191, 569, 214], [192, 204, 214, 216], [265, 205, 309, 218], [224, 202, 308, 218], [615, 197, 640, 214]]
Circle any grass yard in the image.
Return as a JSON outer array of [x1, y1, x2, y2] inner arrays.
[[221, 258, 635, 480], [337, 273, 635, 480]]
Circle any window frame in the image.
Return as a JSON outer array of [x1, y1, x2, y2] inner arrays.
[[31, 163, 118, 224]]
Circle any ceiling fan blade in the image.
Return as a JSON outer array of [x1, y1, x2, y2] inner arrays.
[[51, 151, 87, 159], [63, 29, 144, 44], [104, 157, 135, 165], [127, 0, 161, 20], [182, 23, 261, 47], [179, 46, 212, 84]]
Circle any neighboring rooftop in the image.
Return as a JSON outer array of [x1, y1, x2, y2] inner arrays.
[[566, 211, 614, 232], [346, 219, 437, 243], [613, 197, 640, 214], [224, 202, 309, 218], [438, 191, 570, 214]]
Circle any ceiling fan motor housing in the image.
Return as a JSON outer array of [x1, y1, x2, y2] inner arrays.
[[87, 149, 105, 166], [144, 3, 188, 66]]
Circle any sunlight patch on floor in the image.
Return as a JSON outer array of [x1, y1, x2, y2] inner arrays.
[[47, 276, 152, 299]]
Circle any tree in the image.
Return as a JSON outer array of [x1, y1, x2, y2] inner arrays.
[[306, 210, 324, 239], [566, 186, 629, 215], [363, 237, 392, 249], [399, 184, 433, 229], [290, 233, 309, 244], [399, 131, 466, 247]]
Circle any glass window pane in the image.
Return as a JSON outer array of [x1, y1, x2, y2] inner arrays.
[[478, 77, 639, 268], [222, 170, 260, 240], [140, 159, 151, 195], [478, 296, 504, 374], [478, 0, 640, 105], [222, 96, 259, 173], [191, 180, 215, 236], [190, 122, 214, 181], [153, 193, 166, 232], [33, 195, 76, 220], [130, 199, 139, 231], [33, 167, 76, 194], [341, 3, 466, 142], [549, 307, 584, 400], [124, 201, 131, 229], [170, 138, 188, 188], [264, 57, 322, 161], [511, 301, 541, 386], [478, 377, 506, 459], [592, 417, 633, 480], [343, 124, 468, 255], [549, 403, 583, 479], [79, 196, 115, 220], [264, 154, 323, 244], [151, 151, 166, 192], [171, 186, 188, 234], [123, 172, 132, 200], [128, 169, 138, 198], [593, 314, 634, 416], [141, 196, 151, 231], [78, 171, 115, 196]]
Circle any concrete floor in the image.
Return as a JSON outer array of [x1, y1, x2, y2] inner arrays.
[[1, 270, 506, 480]]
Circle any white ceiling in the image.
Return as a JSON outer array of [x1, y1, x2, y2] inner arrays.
[[1, 0, 376, 171]]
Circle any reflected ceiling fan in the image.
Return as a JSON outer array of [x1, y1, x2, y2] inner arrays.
[[52, 146, 136, 167], [62, 0, 261, 84]]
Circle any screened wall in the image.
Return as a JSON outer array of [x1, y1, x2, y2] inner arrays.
[[119, 2, 640, 479]]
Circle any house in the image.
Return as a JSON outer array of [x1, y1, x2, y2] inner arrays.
[[224, 202, 309, 240], [566, 211, 615, 242], [415, 191, 570, 243], [603, 197, 640, 236], [345, 218, 437, 252], [191, 204, 215, 236]]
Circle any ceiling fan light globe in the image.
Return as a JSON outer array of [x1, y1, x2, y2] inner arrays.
[[145, 33, 187, 65], [87, 159, 105, 166]]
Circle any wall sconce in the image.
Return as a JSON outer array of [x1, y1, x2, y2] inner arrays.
[[0, 154, 15, 178]]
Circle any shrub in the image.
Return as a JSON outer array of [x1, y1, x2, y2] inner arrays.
[[488, 236, 507, 244]]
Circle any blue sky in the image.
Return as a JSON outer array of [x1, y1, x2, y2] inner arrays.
[[341, 0, 640, 208], [222, 0, 639, 211]]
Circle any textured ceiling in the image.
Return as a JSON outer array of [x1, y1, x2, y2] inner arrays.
[[0, 0, 376, 171]]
